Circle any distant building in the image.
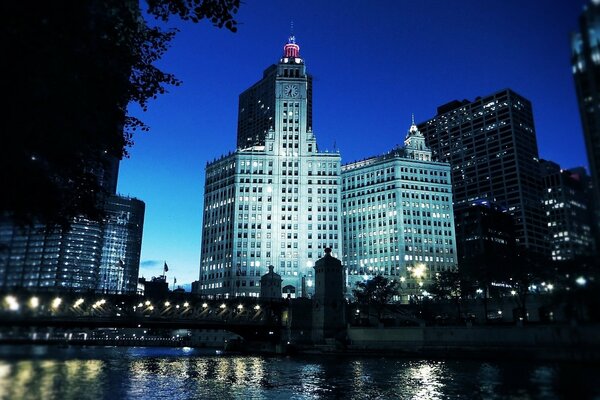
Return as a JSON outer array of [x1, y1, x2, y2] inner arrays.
[[342, 121, 457, 298], [199, 36, 341, 298], [572, 0, 600, 244], [138, 276, 169, 298], [96, 195, 145, 294], [417, 89, 547, 257], [540, 160, 595, 261]]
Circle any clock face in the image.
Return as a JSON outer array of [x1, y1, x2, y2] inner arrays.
[[284, 84, 299, 97]]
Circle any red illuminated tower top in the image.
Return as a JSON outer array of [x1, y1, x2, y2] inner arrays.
[[283, 35, 300, 58]]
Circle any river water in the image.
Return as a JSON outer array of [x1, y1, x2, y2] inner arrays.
[[0, 346, 598, 399]]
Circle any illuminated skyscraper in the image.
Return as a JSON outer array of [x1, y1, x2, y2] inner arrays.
[[96, 195, 145, 294], [199, 36, 341, 298], [0, 195, 144, 293], [540, 160, 595, 261], [572, 0, 600, 244], [418, 89, 547, 257], [341, 121, 457, 300]]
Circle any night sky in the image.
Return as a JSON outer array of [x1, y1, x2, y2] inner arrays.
[[118, 0, 588, 286]]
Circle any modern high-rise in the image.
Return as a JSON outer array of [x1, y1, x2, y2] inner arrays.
[[341, 122, 457, 299], [572, 0, 600, 243], [540, 160, 595, 261], [0, 217, 104, 290], [417, 89, 548, 257], [0, 195, 145, 293], [199, 36, 341, 298], [96, 195, 145, 294]]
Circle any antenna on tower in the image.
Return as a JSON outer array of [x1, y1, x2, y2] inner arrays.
[[411, 113, 415, 125], [288, 20, 296, 44]]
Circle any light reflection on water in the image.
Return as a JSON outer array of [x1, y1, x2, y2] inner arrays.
[[0, 346, 598, 400]]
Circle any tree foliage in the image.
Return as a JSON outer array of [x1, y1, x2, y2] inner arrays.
[[353, 275, 400, 321], [1, 0, 239, 227]]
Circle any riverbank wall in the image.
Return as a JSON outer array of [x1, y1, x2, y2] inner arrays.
[[341, 324, 600, 361]]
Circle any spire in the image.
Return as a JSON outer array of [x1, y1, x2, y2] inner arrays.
[[283, 23, 300, 59], [408, 113, 421, 137]]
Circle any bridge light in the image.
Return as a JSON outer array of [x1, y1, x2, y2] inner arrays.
[[29, 297, 39, 309], [5, 296, 19, 311], [175, 305, 180, 309], [52, 297, 62, 309], [202, 303, 208, 308], [74, 298, 84, 307], [164, 301, 170, 307], [149, 305, 154, 311], [100, 299, 106, 305], [145, 300, 150, 306], [184, 302, 190, 308], [220, 303, 226, 309], [138, 303, 143, 307], [254, 305, 260, 310], [237, 304, 243, 310]]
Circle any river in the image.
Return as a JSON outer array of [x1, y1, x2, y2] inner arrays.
[[0, 345, 598, 399]]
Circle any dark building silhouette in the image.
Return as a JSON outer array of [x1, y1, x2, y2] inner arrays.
[[540, 160, 595, 261], [454, 201, 517, 268], [417, 89, 547, 257], [572, 0, 600, 244], [138, 276, 169, 299]]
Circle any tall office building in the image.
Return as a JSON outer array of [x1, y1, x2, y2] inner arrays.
[[572, 0, 600, 242], [0, 217, 104, 290], [417, 89, 547, 257], [0, 195, 145, 293], [540, 160, 595, 261], [96, 195, 145, 294], [199, 36, 341, 298], [341, 122, 457, 299]]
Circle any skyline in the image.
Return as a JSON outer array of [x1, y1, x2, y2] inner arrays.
[[118, 0, 589, 285]]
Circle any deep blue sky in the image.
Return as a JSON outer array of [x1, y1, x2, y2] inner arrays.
[[119, 0, 588, 285]]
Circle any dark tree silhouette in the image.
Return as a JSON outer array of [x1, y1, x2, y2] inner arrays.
[[1, 0, 239, 227], [353, 275, 400, 322], [427, 270, 474, 320]]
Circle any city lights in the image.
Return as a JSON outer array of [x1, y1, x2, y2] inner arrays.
[[52, 297, 62, 309], [29, 297, 39, 309], [5, 295, 19, 311]]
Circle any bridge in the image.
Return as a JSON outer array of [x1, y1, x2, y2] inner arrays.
[[0, 291, 287, 341]]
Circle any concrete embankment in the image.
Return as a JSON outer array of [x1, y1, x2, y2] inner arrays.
[[342, 324, 600, 362]]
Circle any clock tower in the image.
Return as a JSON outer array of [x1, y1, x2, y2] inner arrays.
[[237, 35, 313, 149], [200, 35, 342, 299]]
